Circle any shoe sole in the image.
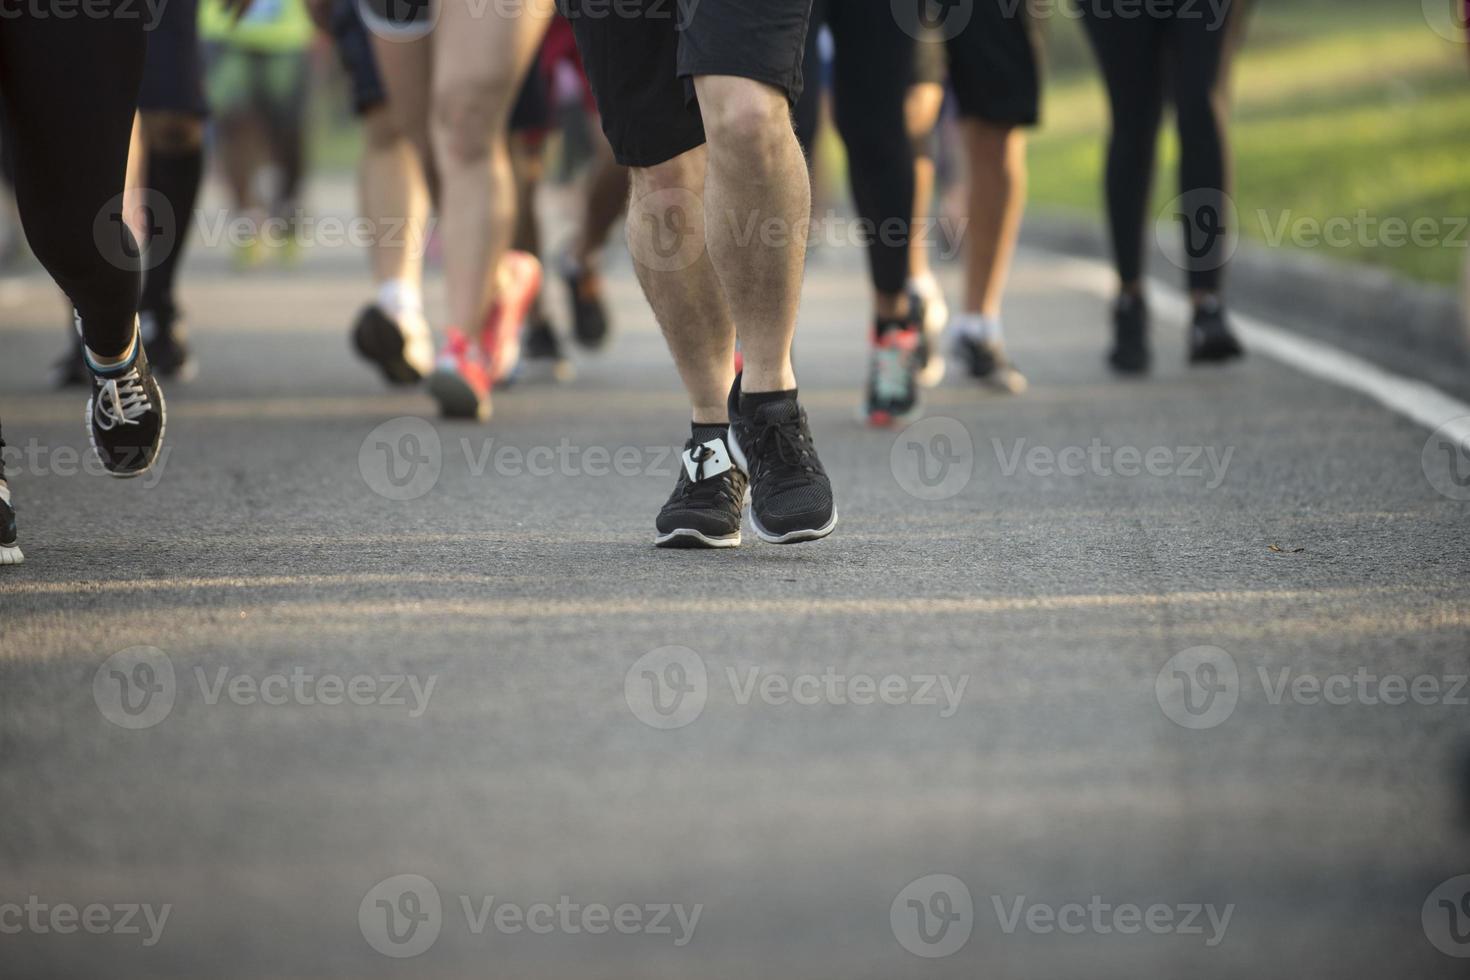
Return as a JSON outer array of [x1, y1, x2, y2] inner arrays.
[[354, 307, 427, 385], [1189, 342, 1246, 364], [86, 385, 167, 480], [750, 509, 838, 545], [427, 368, 490, 421], [654, 528, 742, 549], [726, 426, 838, 545], [858, 402, 923, 429], [0, 544, 22, 565]]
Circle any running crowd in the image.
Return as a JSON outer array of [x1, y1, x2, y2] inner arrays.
[[0, 0, 1253, 564]]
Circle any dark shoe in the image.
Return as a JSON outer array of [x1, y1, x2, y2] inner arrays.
[[140, 307, 197, 382], [655, 427, 748, 548], [0, 481, 21, 565], [559, 252, 610, 350], [726, 378, 836, 544], [85, 323, 167, 478], [52, 336, 89, 389], [1188, 297, 1246, 364], [1108, 294, 1150, 375], [952, 332, 1028, 394], [515, 315, 575, 383], [352, 303, 433, 385]]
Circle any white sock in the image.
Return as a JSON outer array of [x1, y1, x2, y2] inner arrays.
[[907, 272, 940, 300], [377, 279, 423, 321], [952, 313, 1003, 344]]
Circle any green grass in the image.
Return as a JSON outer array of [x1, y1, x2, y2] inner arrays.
[[1029, 2, 1470, 284]]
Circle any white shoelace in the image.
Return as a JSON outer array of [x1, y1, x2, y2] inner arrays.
[[93, 368, 152, 431]]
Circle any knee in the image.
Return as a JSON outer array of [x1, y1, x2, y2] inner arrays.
[[432, 73, 518, 164], [362, 105, 406, 153], [695, 77, 791, 170], [632, 148, 703, 197]]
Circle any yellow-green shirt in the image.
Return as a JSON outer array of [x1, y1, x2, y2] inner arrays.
[[199, 0, 314, 52]]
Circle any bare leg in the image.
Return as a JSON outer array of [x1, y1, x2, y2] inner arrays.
[[429, 1, 550, 331], [370, 33, 438, 207], [692, 75, 809, 394], [905, 82, 944, 284], [960, 118, 1026, 318], [570, 126, 629, 272], [359, 105, 430, 289], [627, 146, 735, 424]]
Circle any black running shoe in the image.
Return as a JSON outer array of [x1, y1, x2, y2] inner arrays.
[[655, 427, 748, 548], [0, 481, 21, 566], [86, 329, 167, 478], [726, 378, 836, 544], [560, 253, 610, 350], [52, 335, 89, 389], [951, 332, 1028, 394], [1188, 298, 1246, 364], [516, 315, 575, 383], [353, 303, 433, 385], [140, 307, 197, 381], [863, 318, 923, 428], [1108, 294, 1150, 375]]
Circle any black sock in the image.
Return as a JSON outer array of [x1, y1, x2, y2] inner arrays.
[[139, 146, 204, 318], [691, 422, 729, 444], [739, 387, 797, 415]]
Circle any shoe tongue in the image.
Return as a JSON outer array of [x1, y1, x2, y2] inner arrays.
[[754, 399, 799, 425]]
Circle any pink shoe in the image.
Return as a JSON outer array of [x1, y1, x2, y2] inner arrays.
[[427, 327, 492, 421], [481, 250, 543, 385]]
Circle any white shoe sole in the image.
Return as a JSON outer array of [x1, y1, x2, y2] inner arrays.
[[750, 509, 838, 545], [0, 544, 22, 565], [654, 528, 742, 548]]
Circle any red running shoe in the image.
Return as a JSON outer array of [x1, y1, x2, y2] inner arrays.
[[481, 250, 543, 385], [427, 327, 493, 421]]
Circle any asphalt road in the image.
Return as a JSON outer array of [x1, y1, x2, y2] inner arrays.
[[1, 192, 1469, 979]]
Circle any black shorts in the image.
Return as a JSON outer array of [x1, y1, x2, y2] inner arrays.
[[329, 0, 387, 115], [137, 0, 207, 117], [913, 0, 1042, 126], [560, 0, 812, 167]]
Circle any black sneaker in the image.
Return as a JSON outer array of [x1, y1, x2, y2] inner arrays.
[[863, 317, 923, 428], [515, 315, 575, 383], [1188, 297, 1245, 364], [52, 335, 89, 389], [559, 253, 610, 350], [352, 303, 433, 385], [655, 427, 748, 548], [0, 481, 21, 566], [1108, 294, 1150, 375], [140, 307, 197, 381], [726, 378, 836, 544], [951, 332, 1028, 394], [85, 328, 167, 478]]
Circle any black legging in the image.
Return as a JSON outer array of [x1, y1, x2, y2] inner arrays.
[[1080, 0, 1248, 292], [797, 0, 915, 298], [0, 1, 148, 356]]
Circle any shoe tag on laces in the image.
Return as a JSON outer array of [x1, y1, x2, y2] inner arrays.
[[683, 438, 732, 482]]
